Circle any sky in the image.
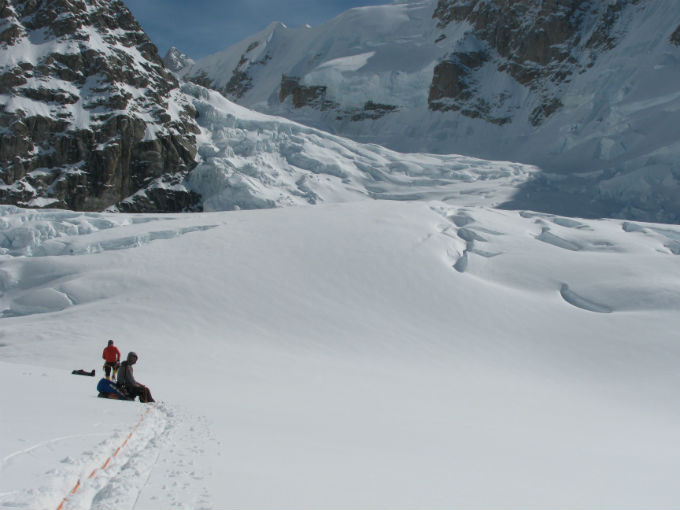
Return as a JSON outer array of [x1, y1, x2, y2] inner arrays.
[[122, 0, 391, 60]]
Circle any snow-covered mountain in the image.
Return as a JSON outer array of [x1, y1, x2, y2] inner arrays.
[[179, 0, 680, 222], [0, 0, 538, 216], [1, 0, 678, 222], [0, 0, 200, 212]]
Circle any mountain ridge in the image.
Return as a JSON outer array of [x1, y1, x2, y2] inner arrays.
[[176, 0, 680, 222], [0, 0, 678, 223]]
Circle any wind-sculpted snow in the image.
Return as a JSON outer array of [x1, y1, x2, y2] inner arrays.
[[559, 284, 613, 314], [0, 206, 216, 258], [1, 201, 678, 321], [1, 201, 680, 507], [0, 206, 218, 318], [183, 84, 537, 211], [432, 204, 680, 313]]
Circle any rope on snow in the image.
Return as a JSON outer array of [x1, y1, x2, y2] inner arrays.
[[56, 407, 152, 510]]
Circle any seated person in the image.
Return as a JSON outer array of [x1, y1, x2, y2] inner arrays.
[[116, 351, 155, 403]]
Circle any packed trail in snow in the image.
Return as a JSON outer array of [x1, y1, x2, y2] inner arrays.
[[1, 364, 216, 510], [1, 201, 680, 509], [58, 403, 215, 510]]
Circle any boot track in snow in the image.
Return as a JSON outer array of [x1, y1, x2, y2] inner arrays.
[[55, 403, 168, 510]]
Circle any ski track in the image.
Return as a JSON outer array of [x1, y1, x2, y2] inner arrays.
[[147, 410, 215, 510], [0, 400, 216, 510], [49, 402, 215, 510], [0, 434, 108, 469], [30, 402, 154, 510], [71, 404, 169, 510]]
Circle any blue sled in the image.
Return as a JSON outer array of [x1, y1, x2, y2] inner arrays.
[[97, 378, 132, 400]]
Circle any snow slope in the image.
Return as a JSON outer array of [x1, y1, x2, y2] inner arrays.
[[1, 200, 680, 508]]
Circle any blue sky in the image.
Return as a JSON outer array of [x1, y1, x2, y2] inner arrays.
[[123, 0, 390, 60]]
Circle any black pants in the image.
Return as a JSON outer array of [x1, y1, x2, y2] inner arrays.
[[103, 361, 119, 378], [125, 384, 155, 403]]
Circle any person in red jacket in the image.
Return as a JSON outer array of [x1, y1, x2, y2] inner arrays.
[[102, 339, 121, 380]]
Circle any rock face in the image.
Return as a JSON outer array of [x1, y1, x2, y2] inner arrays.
[[430, 0, 643, 125], [672, 24, 680, 45], [163, 46, 195, 74], [0, 0, 201, 212], [428, 48, 514, 125], [279, 75, 335, 110]]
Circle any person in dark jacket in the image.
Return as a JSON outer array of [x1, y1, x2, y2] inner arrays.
[[116, 351, 155, 403]]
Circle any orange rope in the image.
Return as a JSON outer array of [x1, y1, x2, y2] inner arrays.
[[55, 407, 152, 510]]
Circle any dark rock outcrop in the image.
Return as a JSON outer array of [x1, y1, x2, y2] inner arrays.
[[671, 25, 680, 46], [428, 48, 510, 125], [222, 44, 272, 100], [349, 101, 398, 122], [183, 40, 271, 102], [279, 75, 337, 110], [163, 46, 194, 73], [225, 56, 254, 99], [0, 0, 201, 212], [429, 50, 486, 107], [430, 0, 646, 124], [278, 77, 399, 122]]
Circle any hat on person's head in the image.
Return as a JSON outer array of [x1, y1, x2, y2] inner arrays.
[[127, 351, 138, 361], [108, 339, 114, 346]]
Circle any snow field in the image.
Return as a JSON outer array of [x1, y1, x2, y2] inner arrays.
[[1, 200, 680, 508], [0, 363, 214, 510]]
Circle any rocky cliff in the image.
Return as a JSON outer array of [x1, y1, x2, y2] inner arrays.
[[429, 0, 644, 125], [0, 0, 201, 212]]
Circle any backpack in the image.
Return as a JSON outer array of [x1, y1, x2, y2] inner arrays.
[[96, 378, 132, 400]]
